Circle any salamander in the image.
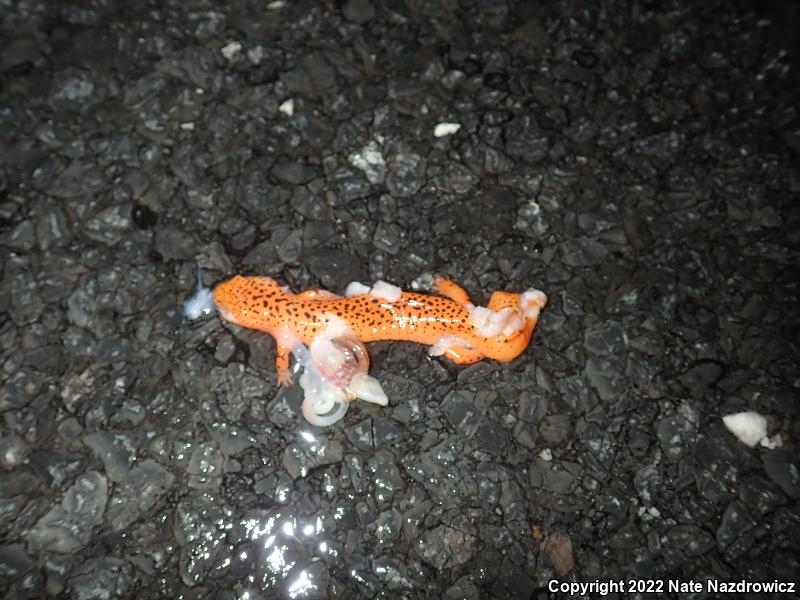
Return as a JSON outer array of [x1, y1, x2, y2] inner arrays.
[[195, 275, 547, 384]]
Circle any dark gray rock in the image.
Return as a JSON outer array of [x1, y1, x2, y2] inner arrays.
[[25, 471, 108, 553], [367, 450, 406, 497], [283, 438, 344, 479], [373, 222, 402, 254], [349, 141, 385, 184], [416, 525, 475, 570], [498, 556, 537, 599], [0, 434, 29, 469], [305, 249, 362, 289], [738, 476, 787, 514], [716, 501, 756, 549], [584, 321, 627, 355], [656, 402, 699, 461], [173, 493, 227, 586], [187, 441, 224, 490], [343, 454, 367, 494], [762, 452, 800, 498], [83, 204, 131, 246], [242, 239, 276, 266], [0, 369, 45, 410], [107, 460, 175, 531], [123, 72, 168, 108], [385, 150, 426, 198], [0, 543, 34, 580], [584, 357, 626, 401], [0, 219, 35, 250], [679, 362, 723, 399], [343, 0, 375, 24], [538, 414, 572, 446], [475, 419, 509, 456], [440, 390, 483, 436], [272, 160, 317, 184], [303, 220, 335, 248], [83, 431, 135, 483], [529, 458, 580, 493], [663, 524, 715, 558], [94, 337, 130, 365], [560, 237, 609, 267], [154, 226, 196, 261], [68, 557, 133, 600]]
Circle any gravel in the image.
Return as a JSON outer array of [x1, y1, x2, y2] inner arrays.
[[0, 0, 798, 598]]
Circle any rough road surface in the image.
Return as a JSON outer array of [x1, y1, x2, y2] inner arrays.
[[0, 0, 798, 598]]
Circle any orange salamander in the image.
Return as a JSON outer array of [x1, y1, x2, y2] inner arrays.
[[192, 275, 548, 384]]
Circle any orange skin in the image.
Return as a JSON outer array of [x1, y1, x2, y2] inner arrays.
[[212, 276, 544, 384]]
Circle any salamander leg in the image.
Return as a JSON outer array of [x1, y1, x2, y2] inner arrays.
[[275, 344, 293, 385], [433, 278, 472, 306]]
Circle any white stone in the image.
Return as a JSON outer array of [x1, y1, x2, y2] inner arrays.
[[722, 411, 768, 447], [278, 98, 294, 116], [434, 122, 461, 137], [220, 41, 242, 61]]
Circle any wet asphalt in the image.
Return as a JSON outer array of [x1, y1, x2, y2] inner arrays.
[[0, 0, 798, 598]]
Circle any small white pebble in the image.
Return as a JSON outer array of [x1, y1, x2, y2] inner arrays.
[[760, 434, 783, 449], [247, 45, 266, 65], [434, 122, 461, 138], [722, 411, 768, 447], [220, 41, 242, 61], [180, 122, 195, 131], [538, 448, 552, 461], [410, 272, 435, 291], [267, 0, 286, 9], [279, 98, 295, 116]]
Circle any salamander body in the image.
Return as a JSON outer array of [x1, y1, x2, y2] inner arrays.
[[208, 276, 547, 384]]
